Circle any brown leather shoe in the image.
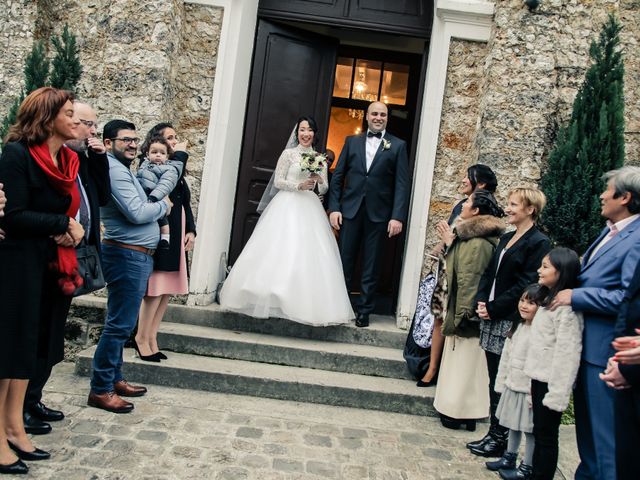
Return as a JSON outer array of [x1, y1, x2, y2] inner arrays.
[[114, 380, 147, 397], [87, 391, 134, 413]]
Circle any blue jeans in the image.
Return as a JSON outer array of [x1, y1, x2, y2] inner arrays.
[[90, 244, 153, 393]]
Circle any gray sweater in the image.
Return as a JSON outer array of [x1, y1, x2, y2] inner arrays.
[[136, 158, 184, 202]]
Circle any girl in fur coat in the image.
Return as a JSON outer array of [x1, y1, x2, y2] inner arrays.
[[486, 284, 541, 480], [524, 247, 583, 480]]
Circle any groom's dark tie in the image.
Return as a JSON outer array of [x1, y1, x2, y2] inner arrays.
[[367, 131, 382, 138]]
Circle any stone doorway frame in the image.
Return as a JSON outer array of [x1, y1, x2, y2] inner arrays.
[[187, 0, 495, 328]]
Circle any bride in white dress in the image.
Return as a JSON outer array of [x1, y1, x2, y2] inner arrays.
[[219, 117, 355, 326]]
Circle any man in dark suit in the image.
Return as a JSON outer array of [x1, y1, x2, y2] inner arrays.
[[600, 259, 640, 480], [329, 101, 410, 327], [551, 166, 640, 480], [23, 101, 111, 434]]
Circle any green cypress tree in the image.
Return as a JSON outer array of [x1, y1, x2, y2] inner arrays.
[[23, 40, 49, 94], [541, 14, 625, 253], [0, 40, 49, 146], [49, 25, 82, 91]]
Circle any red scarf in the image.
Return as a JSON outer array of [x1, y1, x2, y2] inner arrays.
[[29, 142, 83, 295]]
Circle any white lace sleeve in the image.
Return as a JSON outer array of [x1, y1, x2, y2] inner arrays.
[[318, 163, 328, 195], [273, 149, 299, 192]]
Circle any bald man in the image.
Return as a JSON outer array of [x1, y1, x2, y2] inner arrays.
[[328, 101, 410, 327], [23, 101, 111, 434]]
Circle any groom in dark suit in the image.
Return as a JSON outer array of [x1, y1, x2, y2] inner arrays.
[[328, 101, 410, 327]]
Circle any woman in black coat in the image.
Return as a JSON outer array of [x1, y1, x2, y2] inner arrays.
[[0, 87, 85, 473], [135, 123, 197, 361], [467, 187, 551, 458]]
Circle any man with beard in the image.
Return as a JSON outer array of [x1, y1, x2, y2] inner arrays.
[[22, 101, 111, 434], [87, 120, 171, 413]]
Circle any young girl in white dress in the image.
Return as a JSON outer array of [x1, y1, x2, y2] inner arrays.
[[486, 284, 540, 480], [219, 117, 355, 326]]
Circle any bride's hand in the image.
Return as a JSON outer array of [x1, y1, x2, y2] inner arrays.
[[298, 178, 316, 191], [310, 173, 323, 184]]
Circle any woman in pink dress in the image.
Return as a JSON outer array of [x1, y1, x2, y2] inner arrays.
[[135, 123, 196, 361]]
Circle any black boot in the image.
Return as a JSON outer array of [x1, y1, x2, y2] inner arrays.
[[466, 429, 492, 450], [486, 452, 517, 471], [499, 462, 533, 480], [469, 427, 508, 457]]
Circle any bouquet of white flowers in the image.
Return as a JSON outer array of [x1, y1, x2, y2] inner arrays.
[[300, 151, 327, 174]]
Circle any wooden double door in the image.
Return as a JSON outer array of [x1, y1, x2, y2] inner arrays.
[[229, 19, 424, 314]]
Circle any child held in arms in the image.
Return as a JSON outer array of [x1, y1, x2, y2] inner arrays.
[[136, 136, 183, 250]]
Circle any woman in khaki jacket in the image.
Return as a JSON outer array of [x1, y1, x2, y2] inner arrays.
[[433, 190, 505, 430]]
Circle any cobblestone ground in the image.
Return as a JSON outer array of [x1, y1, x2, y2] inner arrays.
[[11, 363, 579, 480]]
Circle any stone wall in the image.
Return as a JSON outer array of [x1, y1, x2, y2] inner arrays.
[[0, 1, 37, 121], [0, 0, 222, 220], [424, 0, 640, 262], [426, 39, 489, 251]]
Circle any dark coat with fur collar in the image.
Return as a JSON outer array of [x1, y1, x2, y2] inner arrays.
[[443, 215, 505, 338]]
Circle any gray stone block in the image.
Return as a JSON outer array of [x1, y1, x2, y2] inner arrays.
[[302, 433, 332, 448], [306, 460, 338, 477], [272, 458, 304, 473], [235, 426, 264, 439], [136, 430, 168, 442]]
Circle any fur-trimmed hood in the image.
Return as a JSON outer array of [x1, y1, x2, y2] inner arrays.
[[454, 215, 505, 241]]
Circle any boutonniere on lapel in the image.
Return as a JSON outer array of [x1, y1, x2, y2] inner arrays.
[[382, 139, 391, 150]]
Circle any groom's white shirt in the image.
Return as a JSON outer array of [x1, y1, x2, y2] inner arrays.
[[365, 129, 385, 172]]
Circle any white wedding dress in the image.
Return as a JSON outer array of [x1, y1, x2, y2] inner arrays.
[[219, 144, 355, 326]]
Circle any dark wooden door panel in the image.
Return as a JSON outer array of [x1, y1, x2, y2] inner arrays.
[[259, 0, 433, 38], [259, 0, 346, 17], [229, 20, 337, 264], [350, 0, 424, 16]]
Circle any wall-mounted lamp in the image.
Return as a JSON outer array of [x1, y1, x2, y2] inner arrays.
[[523, 0, 540, 10]]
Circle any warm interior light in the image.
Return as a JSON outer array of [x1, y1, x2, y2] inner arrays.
[[353, 69, 368, 97]]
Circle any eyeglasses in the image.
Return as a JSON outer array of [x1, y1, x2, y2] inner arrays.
[[111, 137, 140, 145], [79, 119, 98, 129]]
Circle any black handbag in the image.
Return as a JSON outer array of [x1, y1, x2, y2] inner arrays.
[[73, 239, 106, 297]]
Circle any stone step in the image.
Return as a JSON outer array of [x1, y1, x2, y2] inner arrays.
[[75, 346, 435, 416], [157, 322, 413, 380], [71, 296, 407, 349]]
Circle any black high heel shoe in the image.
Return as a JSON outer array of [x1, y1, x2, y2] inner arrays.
[[416, 372, 438, 387], [155, 351, 168, 360], [8, 440, 50, 461], [133, 341, 160, 362]]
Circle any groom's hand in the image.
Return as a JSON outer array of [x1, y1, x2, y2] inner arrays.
[[388, 219, 402, 237], [330, 212, 342, 230]]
